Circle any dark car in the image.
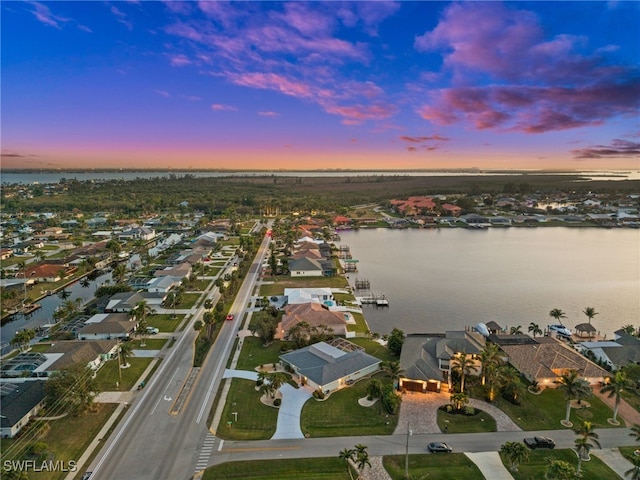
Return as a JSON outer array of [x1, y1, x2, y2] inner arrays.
[[524, 436, 555, 449], [428, 442, 452, 453]]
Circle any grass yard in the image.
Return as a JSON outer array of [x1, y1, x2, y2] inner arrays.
[[347, 311, 370, 335], [235, 337, 283, 371], [176, 293, 201, 309], [133, 338, 167, 350], [94, 357, 154, 391], [500, 448, 619, 480], [482, 387, 620, 430], [622, 389, 640, 413], [215, 379, 278, 440], [148, 313, 184, 332], [384, 453, 485, 480], [300, 373, 398, 437], [437, 408, 497, 433], [28, 404, 118, 480], [203, 458, 353, 480], [349, 337, 396, 362], [259, 276, 348, 296]]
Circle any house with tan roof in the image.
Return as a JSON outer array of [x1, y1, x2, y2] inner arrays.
[[500, 336, 609, 389], [275, 303, 349, 340]]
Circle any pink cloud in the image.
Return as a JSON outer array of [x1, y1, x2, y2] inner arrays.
[[169, 54, 192, 67], [227, 72, 313, 98], [211, 104, 237, 111], [258, 111, 280, 117], [325, 103, 397, 125], [572, 139, 640, 159]]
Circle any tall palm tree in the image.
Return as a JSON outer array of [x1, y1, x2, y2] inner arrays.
[[558, 370, 592, 426], [267, 372, 288, 397], [451, 352, 478, 393], [601, 371, 630, 424], [549, 308, 567, 323], [381, 360, 405, 386], [119, 341, 135, 366], [575, 420, 601, 450], [528, 322, 542, 338], [583, 307, 598, 325], [480, 342, 502, 386], [510, 325, 523, 335], [338, 448, 355, 480], [500, 441, 529, 472], [574, 437, 592, 474], [354, 444, 371, 478]]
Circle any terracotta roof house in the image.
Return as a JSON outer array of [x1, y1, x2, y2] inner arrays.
[[21, 264, 72, 283], [500, 336, 609, 389], [441, 204, 462, 216], [399, 331, 486, 393], [275, 303, 349, 340], [279, 340, 380, 394], [1, 380, 47, 438]]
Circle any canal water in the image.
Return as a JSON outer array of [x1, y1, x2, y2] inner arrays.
[[1, 271, 113, 348], [339, 227, 640, 338]]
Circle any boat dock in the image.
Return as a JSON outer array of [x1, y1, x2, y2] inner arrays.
[[357, 293, 389, 307]]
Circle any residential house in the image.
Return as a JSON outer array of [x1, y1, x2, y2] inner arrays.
[[577, 330, 640, 371], [279, 339, 380, 394], [284, 288, 334, 305], [154, 262, 192, 279], [77, 313, 138, 341], [146, 275, 181, 294], [288, 257, 333, 277], [275, 303, 349, 340], [0, 380, 47, 438], [105, 292, 148, 313], [500, 336, 609, 388], [398, 331, 486, 393]]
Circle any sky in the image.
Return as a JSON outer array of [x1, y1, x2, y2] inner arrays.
[[1, 1, 639, 171]]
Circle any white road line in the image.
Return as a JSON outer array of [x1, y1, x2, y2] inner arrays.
[[150, 366, 181, 415]]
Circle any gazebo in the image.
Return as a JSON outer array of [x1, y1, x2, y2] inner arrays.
[[575, 323, 597, 338]]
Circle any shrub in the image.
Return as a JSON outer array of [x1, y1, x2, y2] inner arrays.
[[273, 398, 281, 407]]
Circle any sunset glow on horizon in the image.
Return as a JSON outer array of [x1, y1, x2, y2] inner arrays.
[[2, 1, 639, 171]]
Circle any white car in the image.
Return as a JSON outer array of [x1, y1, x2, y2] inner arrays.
[[145, 327, 159, 335]]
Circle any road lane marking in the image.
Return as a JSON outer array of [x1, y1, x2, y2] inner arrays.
[[221, 446, 302, 452]]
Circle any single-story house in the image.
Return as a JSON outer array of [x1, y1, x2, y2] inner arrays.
[[500, 336, 609, 388], [577, 330, 640, 371], [77, 313, 137, 341], [288, 257, 333, 277], [0, 380, 47, 438], [20, 264, 71, 283], [153, 262, 192, 279], [399, 331, 486, 393], [275, 303, 349, 340], [146, 275, 181, 293], [105, 292, 148, 312], [279, 339, 380, 394], [284, 288, 334, 305]]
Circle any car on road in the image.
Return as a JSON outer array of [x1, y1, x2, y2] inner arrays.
[[226, 314, 234, 321], [524, 436, 555, 449], [427, 442, 452, 453]]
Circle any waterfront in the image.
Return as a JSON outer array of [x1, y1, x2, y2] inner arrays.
[[339, 227, 640, 338]]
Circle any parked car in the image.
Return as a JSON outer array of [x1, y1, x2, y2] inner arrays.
[[428, 442, 452, 453], [524, 436, 555, 449], [146, 327, 159, 335], [226, 314, 234, 321]]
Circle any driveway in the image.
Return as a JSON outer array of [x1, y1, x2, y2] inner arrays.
[[466, 452, 515, 480], [394, 391, 521, 435], [271, 384, 314, 440]]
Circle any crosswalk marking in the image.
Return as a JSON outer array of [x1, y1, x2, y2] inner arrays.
[[194, 433, 217, 473]]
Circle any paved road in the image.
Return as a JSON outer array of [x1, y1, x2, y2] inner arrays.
[[86, 230, 272, 480]]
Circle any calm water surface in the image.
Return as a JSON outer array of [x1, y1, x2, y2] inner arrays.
[[339, 228, 640, 338]]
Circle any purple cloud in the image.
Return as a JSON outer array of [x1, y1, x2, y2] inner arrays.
[[211, 104, 237, 112], [258, 111, 280, 118], [572, 139, 640, 159], [415, 2, 640, 133]]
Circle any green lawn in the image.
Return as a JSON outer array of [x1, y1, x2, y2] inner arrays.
[[94, 357, 154, 391], [133, 338, 167, 350], [300, 372, 398, 437], [148, 313, 184, 332], [215, 378, 278, 440], [203, 458, 353, 480], [235, 337, 283, 370], [349, 337, 396, 362], [500, 448, 619, 480], [622, 389, 640, 413], [384, 453, 485, 480], [259, 276, 349, 296], [347, 311, 370, 335], [481, 387, 621, 430], [26, 404, 118, 480], [176, 292, 201, 309], [437, 408, 497, 433]]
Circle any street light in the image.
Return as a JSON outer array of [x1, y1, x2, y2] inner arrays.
[[405, 422, 412, 478]]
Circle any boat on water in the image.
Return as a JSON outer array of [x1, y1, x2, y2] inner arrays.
[[548, 324, 572, 338]]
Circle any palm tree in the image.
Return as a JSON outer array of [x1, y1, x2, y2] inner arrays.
[[451, 352, 478, 393], [510, 325, 523, 335], [58, 288, 71, 301], [583, 307, 598, 325], [601, 371, 630, 424], [381, 360, 405, 386], [625, 455, 640, 480], [630, 424, 640, 442], [366, 379, 383, 402], [558, 370, 592, 426], [499, 365, 525, 403], [549, 308, 567, 322], [500, 441, 529, 472], [259, 382, 275, 400], [354, 444, 371, 478], [338, 448, 356, 480], [575, 420, 600, 449], [528, 322, 542, 338], [574, 437, 592, 473], [267, 372, 288, 397], [545, 459, 577, 480], [450, 391, 469, 411], [119, 341, 135, 366]]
